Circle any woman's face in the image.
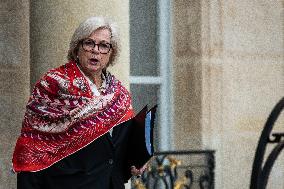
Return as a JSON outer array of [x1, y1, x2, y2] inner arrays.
[[77, 28, 112, 78]]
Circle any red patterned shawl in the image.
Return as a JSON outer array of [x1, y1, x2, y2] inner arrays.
[[12, 61, 134, 172]]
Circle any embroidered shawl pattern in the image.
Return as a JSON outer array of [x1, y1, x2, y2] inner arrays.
[[12, 61, 134, 172]]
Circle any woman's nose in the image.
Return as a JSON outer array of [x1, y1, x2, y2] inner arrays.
[[91, 44, 100, 54]]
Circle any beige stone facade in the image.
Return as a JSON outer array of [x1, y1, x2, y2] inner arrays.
[[0, 1, 30, 188], [172, 0, 284, 188], [0, 0, 283, 188]]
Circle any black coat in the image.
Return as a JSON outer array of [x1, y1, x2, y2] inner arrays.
[[17, 121, 147, 189], [17, 106, 155, 189]]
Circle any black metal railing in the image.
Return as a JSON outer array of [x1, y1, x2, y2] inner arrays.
[[250, 97, 284, 189], [131, 150, 215, 189]]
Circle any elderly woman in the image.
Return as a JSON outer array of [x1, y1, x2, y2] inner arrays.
[[13, 16, 155, 189]]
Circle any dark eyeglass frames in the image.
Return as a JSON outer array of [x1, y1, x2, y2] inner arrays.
[[81, 39, 112, 54]]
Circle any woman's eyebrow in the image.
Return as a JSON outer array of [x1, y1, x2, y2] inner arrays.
[[86, 38, 110, 43], [99, 40, 111, 43]]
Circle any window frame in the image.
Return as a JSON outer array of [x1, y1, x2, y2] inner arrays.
[[129, 0, 173, 151]]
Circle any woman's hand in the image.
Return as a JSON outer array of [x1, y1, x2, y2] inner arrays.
[[130, 163, 148, 177]]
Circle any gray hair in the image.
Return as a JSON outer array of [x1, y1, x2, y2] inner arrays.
[[67, 16, 120, 67]]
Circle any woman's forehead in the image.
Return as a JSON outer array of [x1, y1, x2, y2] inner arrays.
[[88, 28, 111, 42]]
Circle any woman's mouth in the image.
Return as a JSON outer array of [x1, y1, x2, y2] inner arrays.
[[89, 58, 99, 65]]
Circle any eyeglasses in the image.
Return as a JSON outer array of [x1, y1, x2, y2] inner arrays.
[[81, 39, 112, 54]]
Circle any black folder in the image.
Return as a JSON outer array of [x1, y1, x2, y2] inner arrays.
[[125, 105, 157, 179]]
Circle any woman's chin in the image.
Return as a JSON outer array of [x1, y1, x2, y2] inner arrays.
[[89, 66, 102, 74]]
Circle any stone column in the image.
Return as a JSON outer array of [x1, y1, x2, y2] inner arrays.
[[200, 0, 284, 188], [0, 1, 30, 188], [172, 0, 203, 150], [172, 0, 283, 188], [30, 0, 130, 88]]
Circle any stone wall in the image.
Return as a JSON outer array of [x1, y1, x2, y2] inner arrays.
[[172, 0, 284, 188], [172, 0, 203, 150], [0, 1, 30, 188]]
